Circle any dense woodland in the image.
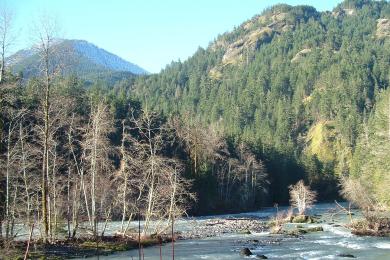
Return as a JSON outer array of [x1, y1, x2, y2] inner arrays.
[[1, 0, 390, 244], [134, 0, 390, 204]]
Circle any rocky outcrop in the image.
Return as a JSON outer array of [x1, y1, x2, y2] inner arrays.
[[376, 19, 390, 39], [332, 8, 356, 18], [208, 67, 223, 80], [291, 48, 312, 63], [222, 27, 274, 65], [343, 8, 356, 16], [217, 10, 293, 66], [267, 12, 293, 32]]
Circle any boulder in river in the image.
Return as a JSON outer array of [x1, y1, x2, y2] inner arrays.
[[238, 230, 252, 234], [305, 226, 324, 232], [256, 254, 268, 259], [337, 253, 356, 258], [291, 215, 315, 223], [240, 247, 253, 256]]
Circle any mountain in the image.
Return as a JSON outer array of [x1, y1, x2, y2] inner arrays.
[[8, 39, 148, 80], [133, 0, 390, 202]]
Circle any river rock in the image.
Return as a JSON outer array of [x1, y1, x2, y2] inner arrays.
[[337, 253, 356, 258], [181, 218, 266, 240], [256, 254, 268, 259], [305, 226, 324, 232], [291, 215, 314, 223], [292, 215, 307, 223], [240, 247, 253, 256], [238, 230, 252, 234]]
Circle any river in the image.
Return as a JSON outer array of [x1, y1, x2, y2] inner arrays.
[[72, 203, 390, 259]]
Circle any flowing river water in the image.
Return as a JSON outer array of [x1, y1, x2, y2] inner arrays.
[[70, 203, 390, 259]]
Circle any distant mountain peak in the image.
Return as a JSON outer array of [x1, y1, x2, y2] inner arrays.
[[7, 39, 148, 79], [67, 39, 148, 74]]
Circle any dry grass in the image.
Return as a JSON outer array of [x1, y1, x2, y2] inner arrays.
[[269, 208, 293, 234], [349, 216, 390, 236]]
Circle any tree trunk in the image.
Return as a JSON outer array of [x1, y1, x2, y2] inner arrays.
[[72, 183, 81, 239], [5, 126, 11, 240], [120, 125, 127, 233], [388, 95, 390, 141], [52, 146, 58, 239], [0, 40, 5, 84], [67, 168, 71, 239], [120, 175, 128, 233], [143, 127, 156, 235], [20, 123, 31, 226], [41, 54, 50, 242]]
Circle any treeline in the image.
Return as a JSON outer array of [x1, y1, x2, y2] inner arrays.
[[0, 75, 269, 242], [2, 0, 390, 244], [133, 0, 390, 202], [0, 15, 268, 245], [0, 72, 191, 241]]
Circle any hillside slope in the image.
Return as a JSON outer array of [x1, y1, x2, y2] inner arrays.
[[133, 0, 390, 202]]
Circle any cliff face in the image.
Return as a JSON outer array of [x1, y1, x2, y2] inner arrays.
[[377, 18, 390, 39]]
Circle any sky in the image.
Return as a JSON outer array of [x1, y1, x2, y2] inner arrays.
[[6, 0, 343, 73]]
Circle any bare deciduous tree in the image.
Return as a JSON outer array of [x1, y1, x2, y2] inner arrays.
[[32, 14, 64, 242], [172, 115, 225, 175], [34, 15, 58, 242], [339, 175, 376, 214], [289, 180, 317, 215], [83, 101, 114, 238], [0, 5, 14, 84], [130, 110, 195, 236]]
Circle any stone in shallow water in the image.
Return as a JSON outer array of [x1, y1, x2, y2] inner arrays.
[[337, 253, 356, 258], [240, 247, 253, 256], [256, 254, 268, 259], [304, 226, 324, 232], [292, 215, 308, 223]]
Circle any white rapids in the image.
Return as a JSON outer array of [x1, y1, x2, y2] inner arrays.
[[69, 203, 390, 259]]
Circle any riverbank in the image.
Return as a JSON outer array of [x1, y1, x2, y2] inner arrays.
[[0, 217, 268, 259], [3, 204, 390, 259], [0, 235, 167, 260]]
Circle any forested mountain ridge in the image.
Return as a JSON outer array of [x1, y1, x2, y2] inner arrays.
[[2, 0, 390, 230], [133, 0, 390, 203], [5, 0, 390, 253], [8, 39, 148, 80]]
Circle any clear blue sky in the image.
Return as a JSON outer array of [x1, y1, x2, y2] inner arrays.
[[7, 0, 343, 73]]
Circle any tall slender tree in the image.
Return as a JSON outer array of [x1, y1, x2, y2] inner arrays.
[[0, 5, 13, 84], [34, 15, 59, 242]]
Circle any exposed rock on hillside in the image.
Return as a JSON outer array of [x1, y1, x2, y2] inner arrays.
[[267, 12, 293, 32], [343, 8, 356, 15], [332, 8, 356, 18], [376, 19, 390, 39], [209, 67, 223, 80], [222, 28, 273, 65], [217, 10, 296, 66], [291, 48, 312, 63]]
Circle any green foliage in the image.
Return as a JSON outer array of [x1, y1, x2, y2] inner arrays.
[[3, 0, 390, 215], [351, 88, 390, 209], [133, 0, 390, 203]]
